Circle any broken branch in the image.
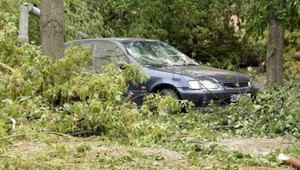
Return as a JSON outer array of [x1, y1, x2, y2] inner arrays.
[[0, 62, 15, 72]]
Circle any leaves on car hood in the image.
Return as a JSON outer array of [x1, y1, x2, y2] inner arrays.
[[148, 65, 250, 82]]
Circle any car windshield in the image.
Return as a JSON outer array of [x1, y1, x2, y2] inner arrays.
[[123, 41, 199, 66]]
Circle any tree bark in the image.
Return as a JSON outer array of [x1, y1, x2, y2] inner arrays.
[[266, 0, 285, 85], [40, 0, 65, 60]]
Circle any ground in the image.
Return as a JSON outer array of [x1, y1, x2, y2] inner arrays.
[[213, 138, 295, 155], [2, 135, 296, 169]]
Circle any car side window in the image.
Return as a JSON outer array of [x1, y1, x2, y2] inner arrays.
[[92, 42, 129, 70], [80, 43, 92, 48], [65, 42, 93, 68], [65, 42, 92, 51]]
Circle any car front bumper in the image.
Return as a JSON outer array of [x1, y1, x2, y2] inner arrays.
[[177, 87, 258, 107]]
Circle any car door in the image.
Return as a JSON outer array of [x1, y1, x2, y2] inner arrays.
[[92, 41, 150, 105], [67, 40, 146, 105]]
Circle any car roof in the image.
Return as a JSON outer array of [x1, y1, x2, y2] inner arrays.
[[65, 38, 159, 45]]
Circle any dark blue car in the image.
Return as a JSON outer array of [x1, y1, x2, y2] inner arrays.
[[65, 38, 258, 108]]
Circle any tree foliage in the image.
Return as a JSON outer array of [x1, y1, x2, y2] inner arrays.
[[242, 0, 300, 35], [241, 0, 300, 60], [90, 0, 259, 68], [1, 0, 260, 69], [239, 0, 300, 84], [0, 11, 190, 140]]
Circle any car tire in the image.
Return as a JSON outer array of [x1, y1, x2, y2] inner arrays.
[[160, 89, 185, 114], [160, 89, 178, 98]]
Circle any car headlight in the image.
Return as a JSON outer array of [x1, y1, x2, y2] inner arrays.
[[248, 81, 253, 88], [188, 80, 218, 90]]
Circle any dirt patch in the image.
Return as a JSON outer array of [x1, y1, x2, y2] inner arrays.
[[9, 138, 297, 169], [11, 141, 48, 154], [142, 147, 185, 160], [93, 146, 187, 164], [211, 138, 296, 155], [93, 146, 185, 159], [14, 138, 297, 156]]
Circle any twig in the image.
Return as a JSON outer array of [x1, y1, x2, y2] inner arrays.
[[0, 62, 15, 72], [10, 118, 16, 131], [74, 117, 85, 127], [125, 91, 133, 103], [68, 130, 100, 137], [0, 132, 72, 141], [212, 125, 243, 130]]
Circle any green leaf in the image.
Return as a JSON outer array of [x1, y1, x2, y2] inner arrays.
[[226, 74, 231, 80], [115, 95, 121, 101]]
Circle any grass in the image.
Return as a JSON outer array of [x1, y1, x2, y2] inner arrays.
[[0, 135, 190, 169], [0, 131, 295, 170]]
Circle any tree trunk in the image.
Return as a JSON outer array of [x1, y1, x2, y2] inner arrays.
[[40, 0, 65, 60], [266, 1, 284, 85]]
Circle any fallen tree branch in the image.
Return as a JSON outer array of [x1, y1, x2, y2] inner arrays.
[[212, 125, 243, 130], [125, 91, 133, 103], [0, 132, 72, 141], [74, 117, 85, 127], [0, 62, 15, 72], [68, 130, 100, 137]]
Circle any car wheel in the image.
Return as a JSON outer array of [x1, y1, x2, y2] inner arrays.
[[160, 89, 178, 98], [159, 89, 185, 114]]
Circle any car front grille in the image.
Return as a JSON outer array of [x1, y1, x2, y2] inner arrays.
[[223, 82, 249, 88]]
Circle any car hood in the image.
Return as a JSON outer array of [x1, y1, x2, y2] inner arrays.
[[149, 65, 250, 83]]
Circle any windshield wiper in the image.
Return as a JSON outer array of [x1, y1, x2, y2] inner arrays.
[[172, 63, 199, 66], [144, 62, 170, 67], [184, 63, 198, 66]]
